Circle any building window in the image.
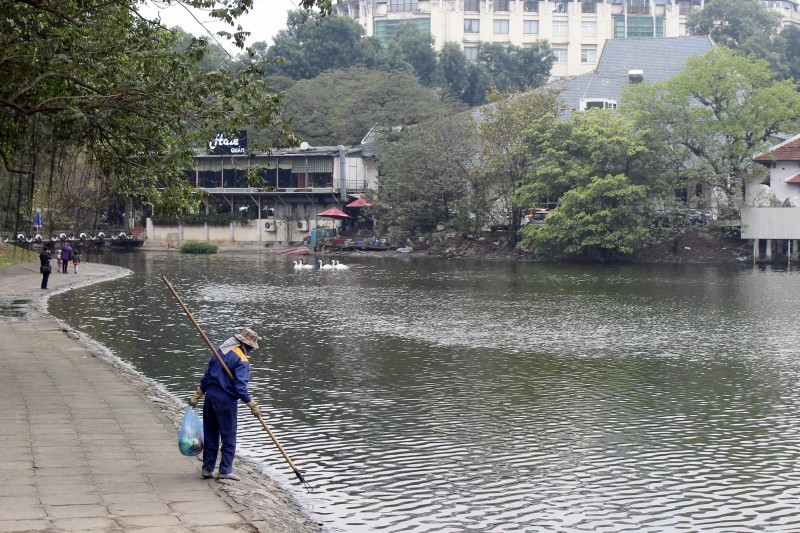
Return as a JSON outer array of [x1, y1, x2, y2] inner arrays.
[[494, 19, 510, 34], [627, 0, 650, 15], [494, 0, 510, 11], [627, 15, 652, 37], [464, 46, 478, 60], [553, 47, 568, 62], [581, 46, 597, 63], [390, 0, 418, 12], [678, 0, 702, 15], [615, 15, 663, 37], [582, 0, 597, 13], [524, 0, 539, 12], [523, 20, 539, 34], [581, 20, 597, 36], [464, 19, 480, 33], [552, 0, 568, 13], [465, 0, 480, 11], [553, 20, 569, 35], [374, 18, 431, 44]]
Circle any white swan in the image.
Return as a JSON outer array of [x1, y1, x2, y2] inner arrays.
[[333, 260, 349, 270], [293, 260, 303, 269], [318, 260, 333, 270], [299, 259, 314, 269]]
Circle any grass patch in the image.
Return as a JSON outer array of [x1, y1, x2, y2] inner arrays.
[[0, 243, 38, 268], [179, 241, 218, 254]]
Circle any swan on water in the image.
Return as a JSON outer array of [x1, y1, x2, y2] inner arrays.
[[333, 260, 349, 270], [318, 260, 333, 270]]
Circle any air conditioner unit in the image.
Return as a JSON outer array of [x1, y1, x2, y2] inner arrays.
[[296, 220, 309, 232], [579, 98, 618, 111], [264, 219, 277, 232]]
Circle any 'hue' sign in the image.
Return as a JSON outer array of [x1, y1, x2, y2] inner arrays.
[[208, 130, 247, 155]]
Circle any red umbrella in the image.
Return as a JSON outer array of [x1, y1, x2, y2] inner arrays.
[[346, 198, 379, 208], [317, 207, 352, 219]]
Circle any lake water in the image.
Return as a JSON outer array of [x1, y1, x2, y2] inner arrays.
[[49, 251, 800, 532]]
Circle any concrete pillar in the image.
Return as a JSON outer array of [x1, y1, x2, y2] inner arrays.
[[766, 239, 773, 261], [793, 240, 800, 260], [753, 239, 760, 260]]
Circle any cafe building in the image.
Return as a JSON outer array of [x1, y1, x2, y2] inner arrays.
[[147, 131, 378, 244]]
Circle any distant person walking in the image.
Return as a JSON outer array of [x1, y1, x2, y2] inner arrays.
[[39, 245, 52, 289], [55, 247, 62, 273], [61, 242, 73, 274], [72, 248, 81, 273], [187, 328, 261, 481]]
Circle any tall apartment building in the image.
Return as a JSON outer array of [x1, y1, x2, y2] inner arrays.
[[334, 0, 800, 78]]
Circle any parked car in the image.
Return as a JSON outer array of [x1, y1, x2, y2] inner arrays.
[[525, 208, 551, 224], [687, 209, 708, 224]]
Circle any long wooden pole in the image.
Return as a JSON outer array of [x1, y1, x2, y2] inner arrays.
[[161, 274, 307, 485]]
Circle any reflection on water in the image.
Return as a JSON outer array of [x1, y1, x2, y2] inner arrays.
[[50, 251, 800, 532]]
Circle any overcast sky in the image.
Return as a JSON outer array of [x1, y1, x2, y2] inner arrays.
[[141, 0, 299, 54]]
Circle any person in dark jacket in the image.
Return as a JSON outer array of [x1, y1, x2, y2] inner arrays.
[[61, 242, 72, 274], [188, 328, 261, 481], [39, 245, 52, 289]]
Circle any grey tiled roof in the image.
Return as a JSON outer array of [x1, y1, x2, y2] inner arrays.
[[556, 36, 714, 117]]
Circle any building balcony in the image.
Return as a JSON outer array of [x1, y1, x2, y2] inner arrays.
[[627, 5, 651, 15]]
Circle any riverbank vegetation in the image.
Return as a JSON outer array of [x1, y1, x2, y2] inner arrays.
[[0, 243, 38, 268], [179, 241, 219, 255], [373, 45, 800, 262], [2, 0, 799, 264]]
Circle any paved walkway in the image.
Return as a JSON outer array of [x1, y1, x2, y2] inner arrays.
[[0, 260, 319, 532]]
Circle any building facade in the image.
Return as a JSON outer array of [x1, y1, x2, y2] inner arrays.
[[335, 0, 800, 78], [742, 133, 800, 261], [147, 141, 379, 245]]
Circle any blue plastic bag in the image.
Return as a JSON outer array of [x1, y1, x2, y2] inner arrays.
[[178, 406, 204, 456]]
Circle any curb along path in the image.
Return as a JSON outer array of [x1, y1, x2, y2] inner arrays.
[[0, 261, 319, 532]]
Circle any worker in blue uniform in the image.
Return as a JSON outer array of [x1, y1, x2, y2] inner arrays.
[[188, 328, 261, 481]]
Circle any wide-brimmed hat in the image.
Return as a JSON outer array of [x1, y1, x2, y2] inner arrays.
[[234, 328, 259, 349]]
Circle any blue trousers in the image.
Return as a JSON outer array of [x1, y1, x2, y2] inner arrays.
[[202, 395, 238, 475]]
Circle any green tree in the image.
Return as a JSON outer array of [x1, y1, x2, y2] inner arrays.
[[773, 25, 800, 82], [377, 114, 478, 236], [687, 0, 782, 59], [281, 67, 464, 145], [264, 12, 383, 80], [476, 42, 553, 95], [621, 47, 800, 216], [0, 0, 336, 233], [438, 42, 470, 101], [388, 22, 441, 87], [523, 174, 650, 260], [476, 88, 564, 245], [516, 109, 648, 207], [463, 63, 493, 107]]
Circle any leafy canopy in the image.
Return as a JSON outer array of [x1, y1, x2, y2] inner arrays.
[[523, 174, 650, 260], [621, 47, 800, 214], [0, 0, 335, 226]]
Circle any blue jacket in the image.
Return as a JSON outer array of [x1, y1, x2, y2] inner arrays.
[[200, 346, 252, 404]]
